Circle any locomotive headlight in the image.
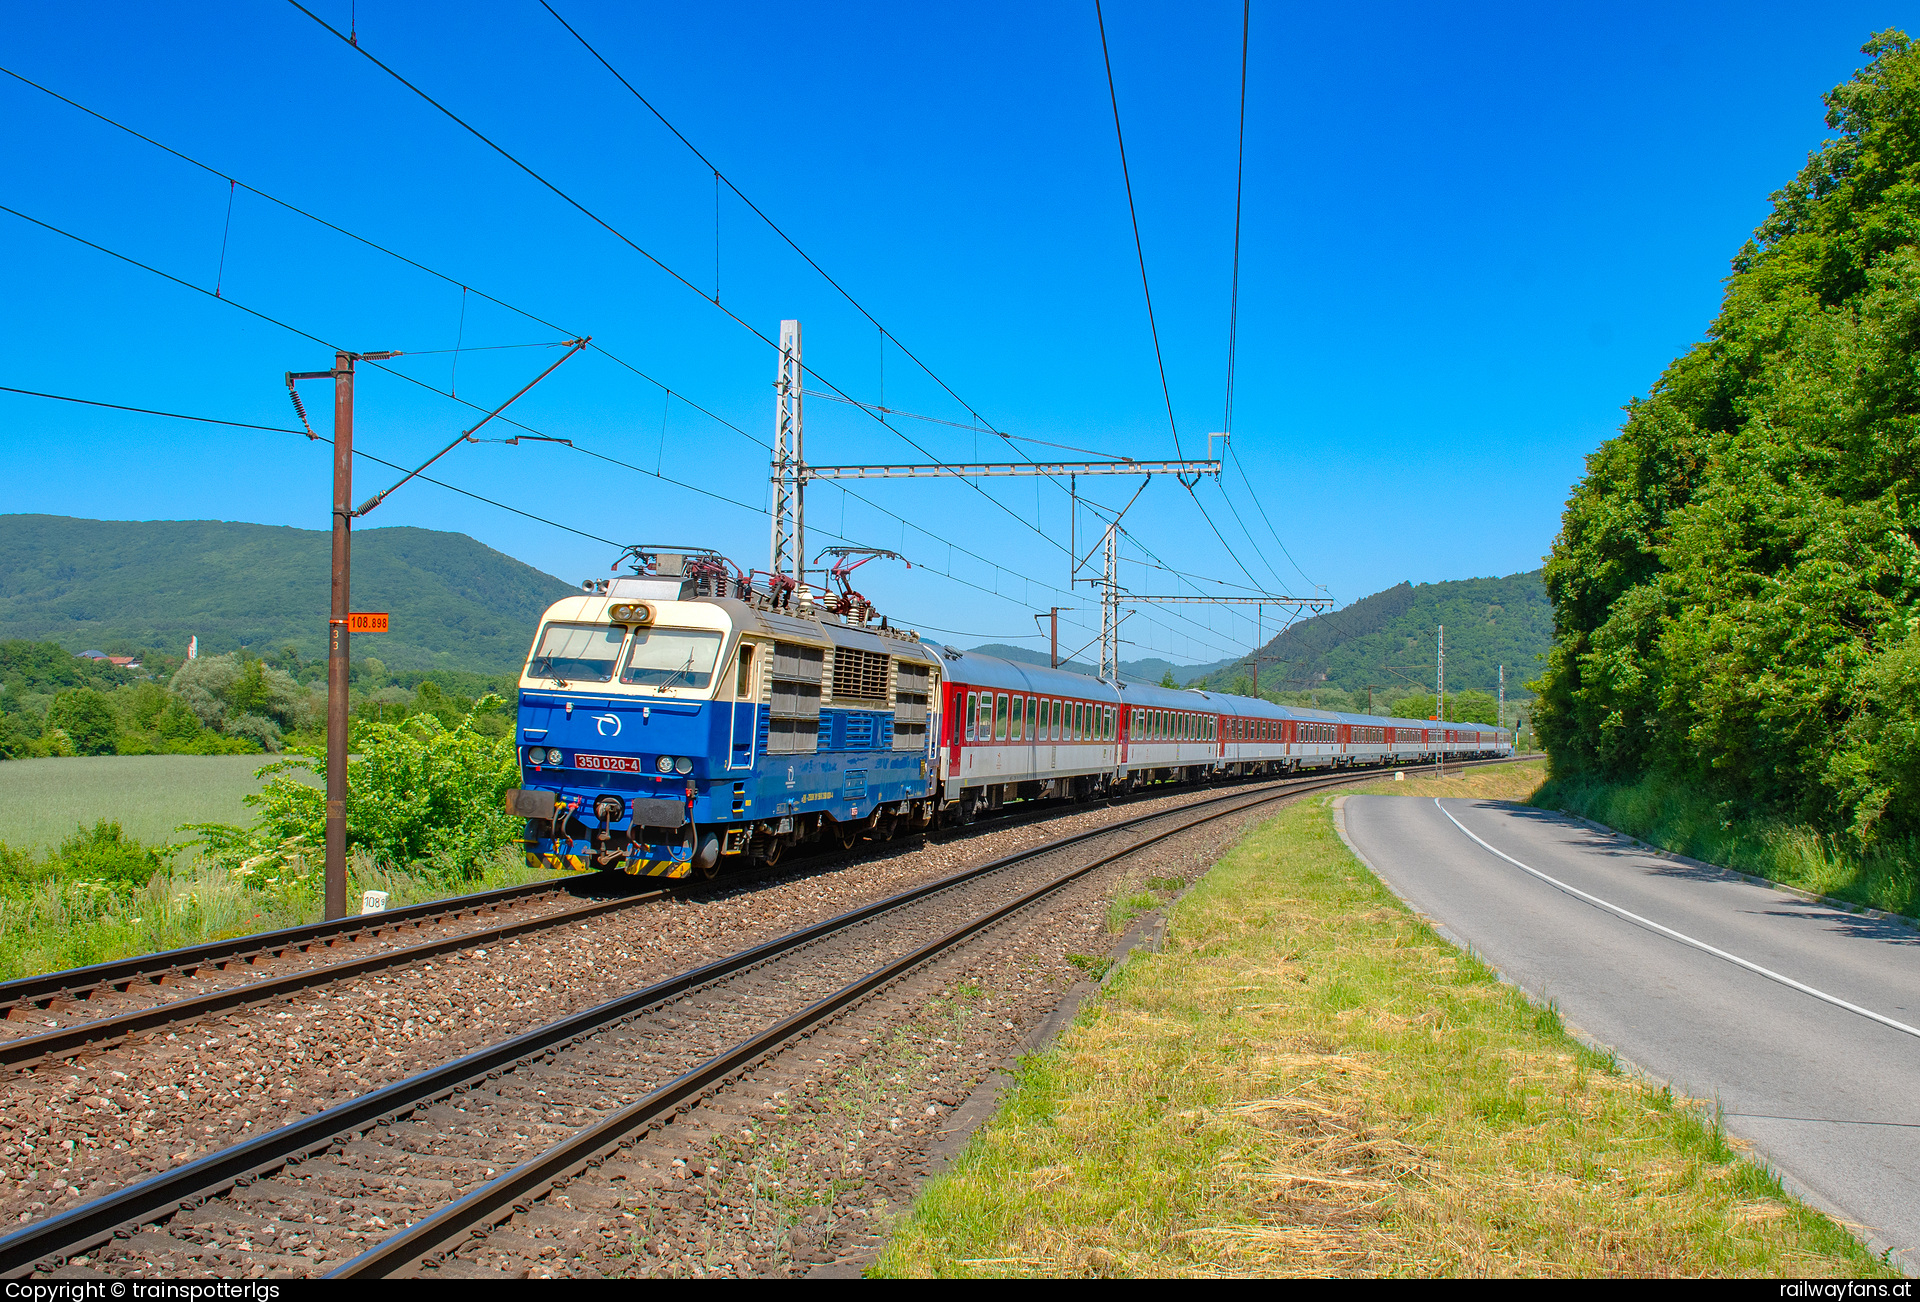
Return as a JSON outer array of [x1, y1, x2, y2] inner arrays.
[[656, 755, 674, 774], [609, 602, 653, 625], [674, 755, 692, 775]]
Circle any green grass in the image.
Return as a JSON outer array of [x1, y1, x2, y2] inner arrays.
[[1535, 772, 1920, 920], [0, 846, 562, 982], [872, 796, 1889, 1278], [0, 755, 291, 852], [1348, 759, 1548, 804]]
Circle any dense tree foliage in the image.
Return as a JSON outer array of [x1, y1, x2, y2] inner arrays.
[[1539, 32, 1920, 843]]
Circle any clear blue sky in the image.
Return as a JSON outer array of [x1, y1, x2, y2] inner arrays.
[[1, 1, 1909, 666]]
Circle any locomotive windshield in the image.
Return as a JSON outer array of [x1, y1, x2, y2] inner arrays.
[[527, 623, 623, 683], [621, 628, 724, 691]]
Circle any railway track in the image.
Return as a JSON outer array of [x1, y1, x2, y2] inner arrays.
[[0, 757, 1522, 1278], [0, 760, 1461, 1068]]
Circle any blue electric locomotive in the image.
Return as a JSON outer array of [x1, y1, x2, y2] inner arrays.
[[505, 552, 944, 877]]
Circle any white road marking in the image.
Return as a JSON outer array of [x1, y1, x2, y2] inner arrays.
[[1432, 797, 1920, 1042]]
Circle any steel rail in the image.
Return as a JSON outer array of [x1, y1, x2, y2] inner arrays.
[[0, 756, 1524, 1276], [0, 757, 1456, 1065], [0, 875, 579, 1017], [0, 886, 670, 1068], [338, 758, 1532, 1277], [332, 775, 1333, 1277], [0, 750, 1493, 1017]]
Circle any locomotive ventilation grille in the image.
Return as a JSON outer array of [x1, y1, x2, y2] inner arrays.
[[832, 647, 891, 703]]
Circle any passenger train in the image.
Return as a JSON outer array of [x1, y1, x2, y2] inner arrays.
[[504, 550, 1512, 877]]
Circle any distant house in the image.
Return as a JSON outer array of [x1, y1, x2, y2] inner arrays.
[[76, 650, 141, 669]]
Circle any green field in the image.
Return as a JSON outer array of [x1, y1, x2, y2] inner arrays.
[[0, 755, 292, 850]]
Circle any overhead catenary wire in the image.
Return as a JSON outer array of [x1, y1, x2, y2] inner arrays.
[[4, 66, 1263, 664], [283, 9, 1273, 643], [1224, 0, 1249, 439], [0, 386, 624, 548], [1, 197, 1246, 665], [0, 65, 786, 463], [1091, 1, 1280, 606], [1093, 0, 1182, 465], [5, 59, 1266, 656], [281, 2, 1089, 571], [537, 0, 1016, 445]]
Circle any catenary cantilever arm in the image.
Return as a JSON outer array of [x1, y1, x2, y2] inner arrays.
[[354, 337, 588, 516]]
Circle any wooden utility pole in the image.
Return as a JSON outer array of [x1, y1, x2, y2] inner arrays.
[[289, 342, 584, 920], [326, 352, 354, 922], [1032, 607, 1074, 667], [290, 349, 398, 921]]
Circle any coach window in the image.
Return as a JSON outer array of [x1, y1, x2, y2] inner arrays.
[[1010, 695, 1023, 741], [978, 694, 992, 739], [1054, 699, 1063, 740], [995, 693, 1009, 740], [1106, 707, 1114, 739], [965, 692, 978, 741], [1027, 696, 1037, 740]]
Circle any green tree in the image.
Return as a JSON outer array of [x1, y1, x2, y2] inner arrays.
[[46, 689, 118, 755], [1537, 30, 1920, 841], [1159, 670, 1177, 688]]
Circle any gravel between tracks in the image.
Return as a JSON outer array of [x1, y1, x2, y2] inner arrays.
[[0, 781, 1286, 1238], [458, 799, 1276, 1279]]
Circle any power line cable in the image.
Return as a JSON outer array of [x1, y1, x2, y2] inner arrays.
[[3, 74, 1260, 661], [1224, 0, 1249, 438], [1090, 3, 1278, 603], [0, 65, 795, 463], [0, 384, 624, 547], [2, 202, 1243, 661], [1093, 0, 1182, 465], [283, 2, 1081, 567], [538, 0, 1015, 443]]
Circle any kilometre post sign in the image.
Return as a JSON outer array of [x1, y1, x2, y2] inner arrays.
[[347, 612, 390, 633]]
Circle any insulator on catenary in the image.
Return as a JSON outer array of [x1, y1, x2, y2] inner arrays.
[[287, 386, 315, 438]]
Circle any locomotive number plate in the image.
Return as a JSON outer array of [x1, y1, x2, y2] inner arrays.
[[574, 753, 646, 772]]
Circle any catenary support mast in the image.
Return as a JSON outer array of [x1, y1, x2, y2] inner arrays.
[[770, 319, 805, 581]]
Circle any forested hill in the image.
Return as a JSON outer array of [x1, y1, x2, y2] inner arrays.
[[1191, 571, 1550, 697], [0, 515, 574, 675], [961, 644, 1235, 687]]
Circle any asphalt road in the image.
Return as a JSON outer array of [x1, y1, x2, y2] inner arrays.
[[1340, 794, 1920, 1273]]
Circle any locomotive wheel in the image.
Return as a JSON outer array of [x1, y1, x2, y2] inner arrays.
[[836, 825, 862, 851], [698, 855, 721, 880], [760, 839, 783, 867]]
